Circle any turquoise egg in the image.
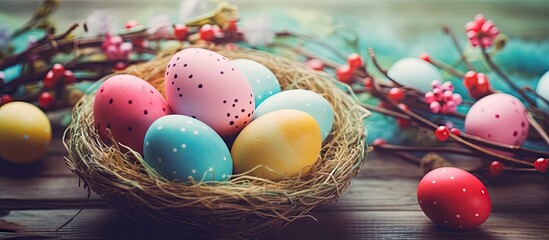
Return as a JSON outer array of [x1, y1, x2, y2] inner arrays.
[[254, 89, 334, 140], [143, 115, 232, 182], [232, 59, 281, 107]]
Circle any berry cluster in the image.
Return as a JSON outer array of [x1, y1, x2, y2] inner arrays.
[[336, 53, 363, 84], [102, 34, 133, 62], [463, 71, 492, 99], [465, 14, 500, 48], [424, 80, 462, 114]]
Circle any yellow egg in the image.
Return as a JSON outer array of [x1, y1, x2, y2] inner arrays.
[[0, 102, 52, 163], [231, 109, 322, 180]]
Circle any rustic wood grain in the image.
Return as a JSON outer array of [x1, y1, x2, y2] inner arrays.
[[1, 135, 549, 239]]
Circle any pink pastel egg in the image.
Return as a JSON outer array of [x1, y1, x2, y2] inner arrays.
[[465, 93, 529, 146], [93, 74, 171, 153], [164, 48, 254, 137]]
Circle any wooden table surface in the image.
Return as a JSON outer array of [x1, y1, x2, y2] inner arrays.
[[1, 130, 548, 239]]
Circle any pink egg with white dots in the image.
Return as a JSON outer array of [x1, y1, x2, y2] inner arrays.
[[465, 93, 529, 146], [165, 48, 254, 137]]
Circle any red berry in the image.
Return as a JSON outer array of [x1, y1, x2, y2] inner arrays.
[[51, 63, 65, 76], [534, 158, 548, 173], [489, 161, 504, 176], [363, 77, 373, 90], [388, 87, 404, 102], [347, 53, 363, 70], [335, 65, 354, 84], [227, 19, 238, 32], [450, 128, 462, 136], [417, 167, 491, 230], [43, 70, 60, 89], [113, 62, 127, 71], [125, 19, 139, 29], [174, 23, 188, 41], [305, 59, 324, 71], [397, 117, 411, 128], [372, 138, 385, 147], [38, 91, 54, 109], [63, 70, 76, 84], [397, 103, 408, 111], [199, 24, 215, 42], [463, 71, 478, 88], [1, 94, 13, 106], [435, 126, 450, 141], [419, 52, 431, 63]]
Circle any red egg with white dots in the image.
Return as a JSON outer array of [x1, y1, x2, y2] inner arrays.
[[93, 74, 171, 154], [465, 93, 529, 146], [164, 48, 254, 137], [417, 167, 491, 230]]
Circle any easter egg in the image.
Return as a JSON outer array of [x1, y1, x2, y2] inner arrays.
[[417, 167, 491, 230], [94, 74, 171, 154], [0, 102, 51, 163], [536, 70, 549, 113], [165, 48, 254, 137], [231, 109, 322, 180], [143, 115, 232, 182], [464, 93, 529, 146], [232, 58, 281, 107], [387, 57, 443, 93], [254, 89, 334, 140]]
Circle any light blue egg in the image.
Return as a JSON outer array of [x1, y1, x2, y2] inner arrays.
[[254, 89, 334, 140], [536, 70, 549, 113], [387, 57, 443, 93], [143, 115, 232, 182], [232, 59, 281, 107]]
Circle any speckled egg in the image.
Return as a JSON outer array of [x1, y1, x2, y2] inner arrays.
[[0, 102, 51, 164], [165, 48, 254, 137], [465, 93, 529, 146], [536, 70, 549, 113], [94, 74, 171, 154], [143, 115, 232, 182], [387, 57, 443, 93], [254, 89, 334, 140], [232, 59, 281, 107], [231, 109, 322, 181]]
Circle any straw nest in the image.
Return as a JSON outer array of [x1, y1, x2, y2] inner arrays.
[[64, 46, 370, 238]]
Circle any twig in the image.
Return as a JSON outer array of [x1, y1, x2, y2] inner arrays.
[[443, 26, 474, 71], [368, 48, 403, 87]]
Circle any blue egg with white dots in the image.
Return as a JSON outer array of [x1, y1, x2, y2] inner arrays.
[[232, 59, 281, 107], [143, 115, 232, 182], [254, 89, 334, 140]]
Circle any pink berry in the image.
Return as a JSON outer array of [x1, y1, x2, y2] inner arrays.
[[452, 93, 463, 105], [425, 92, 436, 104], [431, 80, 441, 89], [305, 59, 324, 71], [430, 101, 441, 113]]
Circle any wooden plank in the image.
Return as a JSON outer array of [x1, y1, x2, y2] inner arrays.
[[1, 150, 548, 212], [0, 209, 547, 240], [0, 131, 72, 177]]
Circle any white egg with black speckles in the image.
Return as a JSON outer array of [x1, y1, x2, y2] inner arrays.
[[536, 70, 549, 113], [253, 89, 334, 140], [232, 59, 281, 107], [143, 115, 232, 182]]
